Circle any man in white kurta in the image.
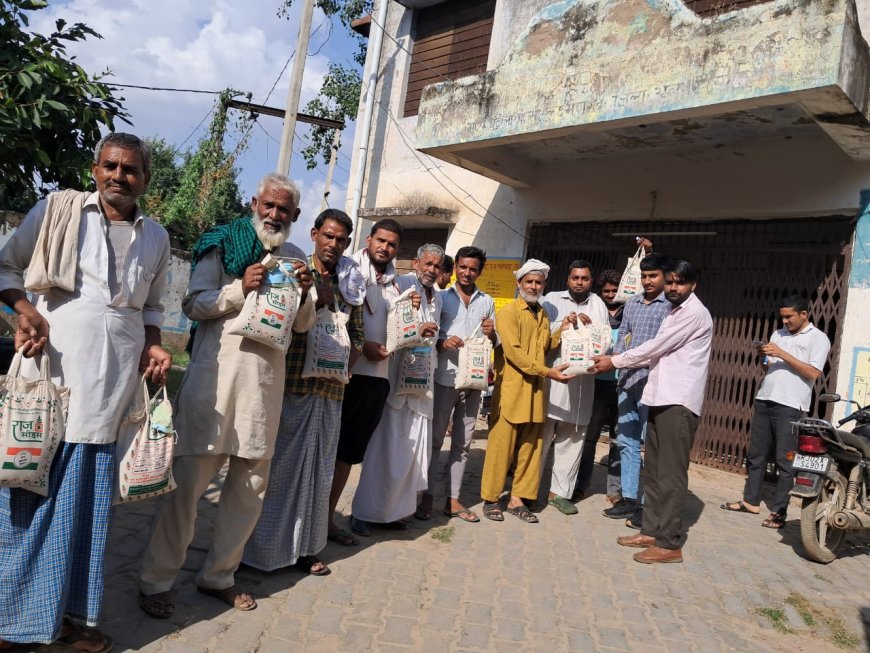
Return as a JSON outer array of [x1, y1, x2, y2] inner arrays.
[[0, 133, 171, 651], [351, 245, 444, 529], [139, 174, 315, 617], [540, 261, 609, 514]]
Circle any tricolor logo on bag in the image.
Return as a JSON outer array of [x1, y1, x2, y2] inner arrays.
[[260, 309, 286, 329], [2, 447, 40, 470]]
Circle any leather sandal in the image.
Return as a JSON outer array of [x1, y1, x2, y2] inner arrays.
[[140, 590, 174, 619], [482, 502, 504, 521], [505, 504, 539, 523]]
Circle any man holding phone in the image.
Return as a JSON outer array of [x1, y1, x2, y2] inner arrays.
[[721, 295, 830, 529]]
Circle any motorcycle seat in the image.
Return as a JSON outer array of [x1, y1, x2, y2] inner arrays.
[[837, 430, 870, 458]]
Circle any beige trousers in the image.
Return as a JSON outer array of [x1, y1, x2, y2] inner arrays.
[[139, 454, 271, 594], [539, 417, 589, 499]]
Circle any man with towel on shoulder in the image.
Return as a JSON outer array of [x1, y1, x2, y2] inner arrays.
[[0, 133, 172, 653]]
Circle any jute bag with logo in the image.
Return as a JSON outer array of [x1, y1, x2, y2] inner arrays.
[[394, 345, 435, 397], [301, 296, 351, 384], [228, 256, 301, 352], [393, 297, 435, 397], [114, 376, 176, 504], [0, 351, 70, 496], [385, 287, 425, 354], [615, 245, 645, 303], [561, 322, 613, 376], [455, 322, 492, 391]]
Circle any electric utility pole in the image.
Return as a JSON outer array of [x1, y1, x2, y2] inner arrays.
[[276, 0, 316, 176]]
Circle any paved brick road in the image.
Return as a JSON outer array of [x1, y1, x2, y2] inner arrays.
[[17, 437, 870, 652]]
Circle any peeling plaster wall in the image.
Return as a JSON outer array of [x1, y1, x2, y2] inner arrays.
[[418, 0, 864, 152]]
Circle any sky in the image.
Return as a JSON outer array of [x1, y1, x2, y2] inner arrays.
[[30, 0, 361, 250]]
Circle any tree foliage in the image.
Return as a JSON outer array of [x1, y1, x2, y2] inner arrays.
[[0, 0, 128, 211], [142, 92, 251, 251], [280, 0, 372, 169]]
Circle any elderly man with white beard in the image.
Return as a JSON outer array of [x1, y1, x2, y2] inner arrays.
[[139, 173, 315, 619], [480, 259, 573, 524]]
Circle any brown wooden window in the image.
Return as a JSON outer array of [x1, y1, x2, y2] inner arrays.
[[683, 0, 775, 16], [403, 0, 495, 117]]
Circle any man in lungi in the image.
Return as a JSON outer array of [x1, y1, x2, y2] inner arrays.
[[350, 245, 443, 534], [0, 133, 172, 652], [326, 219, 416, 545], [139, 173, 315, 617], [480, 259, 572, 524], [243, 209, 365, 576]]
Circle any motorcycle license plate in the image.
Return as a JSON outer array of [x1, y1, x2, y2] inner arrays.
[[792, 454, 830, 473]]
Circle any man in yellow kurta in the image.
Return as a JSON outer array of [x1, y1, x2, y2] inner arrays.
[[481, 259, 572, 523]]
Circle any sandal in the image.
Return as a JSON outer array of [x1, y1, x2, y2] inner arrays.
[[140, 590, 175, 619], [327, 528, 359, 547], [505, 504, 539, 523], [548, 496, 579, 515], [56, 621, 114, 653], [294, 555, 330, 576], [762, 513, 786, 529], [443, 508, 480, 523], [197, 585, 257, 611], [720, 501, 759, 514], [482, 502, 504, 521]]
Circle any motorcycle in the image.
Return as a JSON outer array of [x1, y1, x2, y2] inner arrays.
[[789, 393, 870, 563]]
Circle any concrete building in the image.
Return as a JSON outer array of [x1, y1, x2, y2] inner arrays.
[[346, 0, 870, 472]]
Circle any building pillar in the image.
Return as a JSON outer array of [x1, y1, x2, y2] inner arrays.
[[833, 192, 870, 419]]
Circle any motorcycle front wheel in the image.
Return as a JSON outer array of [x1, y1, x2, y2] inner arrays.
[[799, 471, 848, 564]]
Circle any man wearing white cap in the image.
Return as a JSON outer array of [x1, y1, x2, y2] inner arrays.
[[480, 259, 572, 523]]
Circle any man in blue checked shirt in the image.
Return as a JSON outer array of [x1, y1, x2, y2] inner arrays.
[[603, 249, 669, 526], [417, 246, 496, 523]]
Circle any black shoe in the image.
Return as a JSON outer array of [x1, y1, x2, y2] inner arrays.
[[626, 508, 642, 530], [603, 498, 638, 519]]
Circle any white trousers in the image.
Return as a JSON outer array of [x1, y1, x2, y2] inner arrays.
[[139, 454, 271, 594], [539, 418, 589, 499]]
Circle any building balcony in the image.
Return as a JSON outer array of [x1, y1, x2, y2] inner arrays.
[[414, 0, 870, 187]]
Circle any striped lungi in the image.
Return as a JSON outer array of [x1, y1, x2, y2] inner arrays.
[[242, 392, 341, 571], [0, 441, 114, 644]]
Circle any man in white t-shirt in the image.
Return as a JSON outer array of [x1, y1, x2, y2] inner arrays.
[[721, 294, 830, 529]]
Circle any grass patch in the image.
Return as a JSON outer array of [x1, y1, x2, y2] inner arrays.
[[755, 607, 790, 633], [785, 592, 816, 627], [826, 614, 860, 651], [766, 592, 859, 651], [430, 526, 455, 544]]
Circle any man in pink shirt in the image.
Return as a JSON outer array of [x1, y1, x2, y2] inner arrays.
[[590, 260, 712, 564]]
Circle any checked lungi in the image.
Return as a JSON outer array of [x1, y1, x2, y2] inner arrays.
[[0, 441, 114, 644], [243, 393, 342, 571]]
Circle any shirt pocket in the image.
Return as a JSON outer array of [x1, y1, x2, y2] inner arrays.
[[124, 264, 156, 309]]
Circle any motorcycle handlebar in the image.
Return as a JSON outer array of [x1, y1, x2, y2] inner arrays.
[[838, 413, 858, 426], [838, 407, 870, 427]]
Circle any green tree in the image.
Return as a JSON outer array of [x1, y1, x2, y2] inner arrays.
[[153, 92, 251, 250], [280, 0, 372, 169], [0, 0, 128, 211], [139, 137, 182, 219]]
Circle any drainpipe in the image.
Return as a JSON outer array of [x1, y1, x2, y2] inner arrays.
[[350, 0, 389, 251]]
